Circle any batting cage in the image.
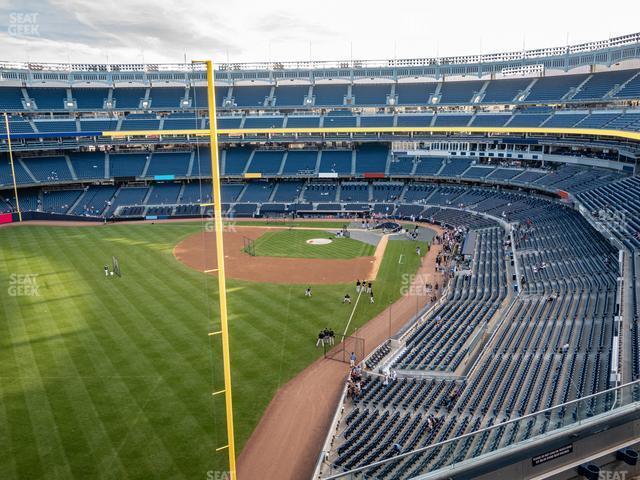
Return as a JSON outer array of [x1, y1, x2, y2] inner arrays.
[[325, 335, 365, 364], [242, 237, 256, 256], [112, 256, 122, 277]]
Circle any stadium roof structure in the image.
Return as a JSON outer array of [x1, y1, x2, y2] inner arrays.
[[1, 32, 639, 84]]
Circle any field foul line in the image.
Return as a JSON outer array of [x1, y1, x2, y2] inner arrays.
[[398, 254, 405, 265], [342, 289, 363, 340], [204, 268, 218, 273]]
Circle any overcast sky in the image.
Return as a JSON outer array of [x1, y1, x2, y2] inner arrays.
[[1, 0, 638, 65]]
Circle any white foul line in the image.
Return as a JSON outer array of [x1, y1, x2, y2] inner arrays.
[[342, 289, 363, 340]]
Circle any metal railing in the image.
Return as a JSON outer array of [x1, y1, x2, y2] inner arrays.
[[1, 32, 638, 74], [319, 379, 640, 479]]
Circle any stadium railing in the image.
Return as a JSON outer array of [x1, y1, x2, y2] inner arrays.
[[319, 379, 640, 479]]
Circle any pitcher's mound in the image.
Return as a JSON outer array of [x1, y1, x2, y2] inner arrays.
[[306, 238, 333, 245]]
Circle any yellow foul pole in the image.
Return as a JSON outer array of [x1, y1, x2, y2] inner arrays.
[[4, 113, 22, 222], [198, 60, 237, 479]]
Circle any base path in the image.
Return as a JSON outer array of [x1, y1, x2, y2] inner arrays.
[[173, 227, 385, 284], [237, 225, 444, 480]]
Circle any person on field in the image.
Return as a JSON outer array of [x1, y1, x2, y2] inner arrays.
[[104, 265, 109, 277], [344, 293, 352, 304], [305, 287, 312, 297], [350, 352, 357, 367], [367, 282, 372, 293], [316, 330, 325, 347], [323, 328, 331, 345], [328, 329, 335, 345], [356, 280, 361, 293], [370, 291, 375, 304]]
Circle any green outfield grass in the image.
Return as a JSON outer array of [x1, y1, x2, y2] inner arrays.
[[249, 229, 375, 259], [0, 224, 425, 479]]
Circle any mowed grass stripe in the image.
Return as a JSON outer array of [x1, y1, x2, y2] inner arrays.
[[0, 231, 75, 480], [62, 231, 219, 474], [251, 229, 375, 259], [36, 227, 173, 479], [25, 227, 130, 478]]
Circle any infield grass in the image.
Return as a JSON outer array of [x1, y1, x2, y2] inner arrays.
[[250, 229, 375, 259], [0, 223, 426, 479]]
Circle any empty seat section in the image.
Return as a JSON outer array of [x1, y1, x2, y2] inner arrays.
[[273, 84, 308, 106], [0, 154, 33, 185], [246, 151, 284, 175], [360, 115, 394, 127], [439, 159, 472, 176], [109, 153, 148, 177], [319, 151, 352, 174], [146, 152, 191, 177], [351, 84, 391, 105], [313, 84, 348, 106], [232, 86, 270, 107], [434, 115, 471, 127], [243, 116, 283, 128], [149, 87, 184, 108], [34, 120, 77, 133], [481, 78, 531, 103], [341, 183, 369, 202], [71, 185, 117, 216], [41, 189, 83, 214], [112, 88, 146, 109], [388, 156, 415, 175], [241, 182, 274, 202], [0, 87, 25, 110], [272, 181, 303, 202], [224, 147, 253, 175], [438, 81, 483, 104], [355, 144, 388, 174], [282, 151, 318, 175], [397, 115, 433, 127], [572, 70, 635, 100], [471, 115, 510, 127], [286, 116, 320, 128], [147, 183, 181, 204], [414, 157, 444, 175], [395, 83, 437, 105], [525, 74, 588, 102], [72, 88, 109, 109], [544, 113, 586, 127], [22, 156, 72, 182], [508, 114, 549, 127], [70, 152, 105, 179], [303, 183, 337, 202], [324, 113, 357, 127], [27, 87, 67, 109]]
